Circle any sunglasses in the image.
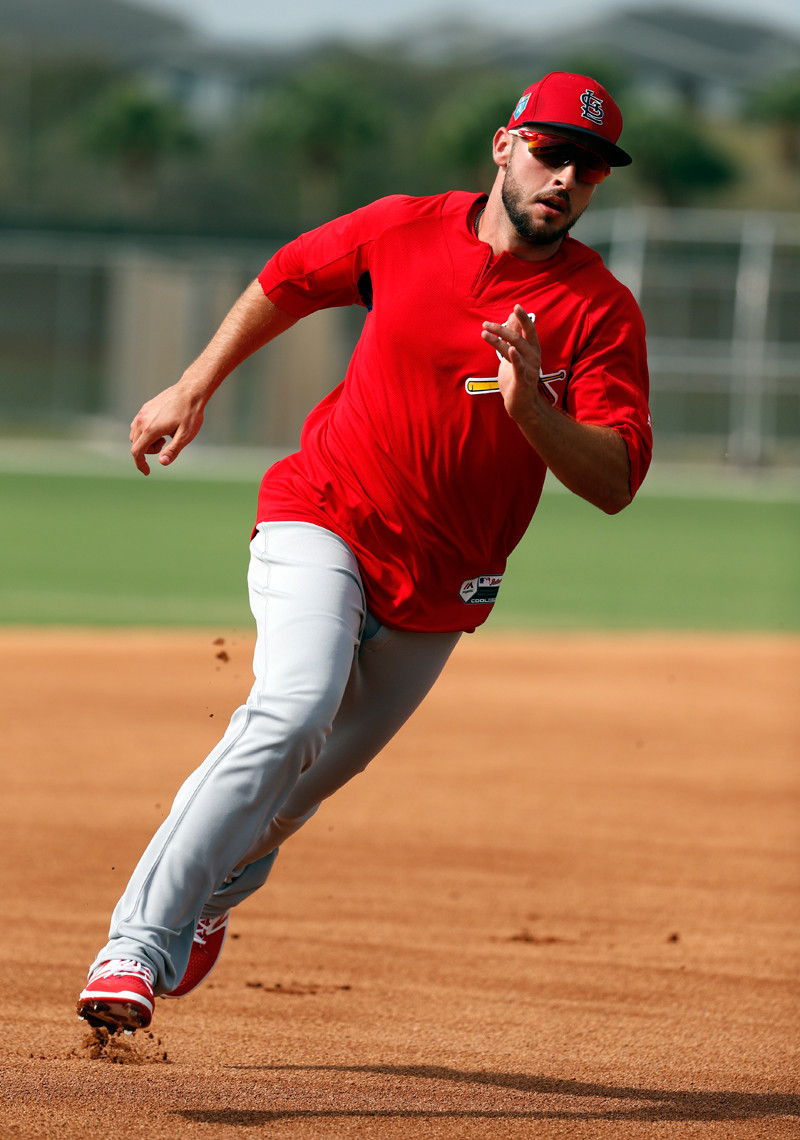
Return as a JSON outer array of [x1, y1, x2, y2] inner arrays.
[[508, 129, 612, 184]]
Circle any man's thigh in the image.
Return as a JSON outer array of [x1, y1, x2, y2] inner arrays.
[[268, 622, 461, 831]]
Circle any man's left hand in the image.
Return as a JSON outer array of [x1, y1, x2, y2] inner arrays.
[[481, 305, 543, 424]]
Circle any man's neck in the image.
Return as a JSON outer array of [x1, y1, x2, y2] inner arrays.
[[476, 195, 566, 263]]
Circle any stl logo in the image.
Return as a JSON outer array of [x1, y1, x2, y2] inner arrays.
[[580, 89, 604, 124]]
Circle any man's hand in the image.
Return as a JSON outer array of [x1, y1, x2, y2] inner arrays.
[[481, 305, 543, 424], [129, 382, 206, 475], [128, 284, 298, 476], [481, 304, 632, 514]]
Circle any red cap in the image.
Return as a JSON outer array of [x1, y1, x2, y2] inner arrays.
[[507, 72, 631, 167]]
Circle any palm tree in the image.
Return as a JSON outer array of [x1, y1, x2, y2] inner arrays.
[[622, 108, 737, 207], [82, 80, 198, 212], [249, 62, 386, 224], [424, 78, 515, 192]]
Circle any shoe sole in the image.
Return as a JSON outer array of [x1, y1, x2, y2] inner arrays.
[[77, 993, 153, 1032]]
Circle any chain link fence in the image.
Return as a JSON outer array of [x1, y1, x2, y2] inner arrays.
[[1, 208, 798, 468], [576, 207, 800, 468]]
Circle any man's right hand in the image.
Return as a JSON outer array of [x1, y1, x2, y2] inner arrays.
[[129, 382, 206, 475], [128, 282, 297, 475]]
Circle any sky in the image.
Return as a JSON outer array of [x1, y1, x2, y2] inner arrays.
[[131, 0, 800, 46]]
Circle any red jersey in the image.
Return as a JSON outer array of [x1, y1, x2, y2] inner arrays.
[[256, 191, 651, 633]]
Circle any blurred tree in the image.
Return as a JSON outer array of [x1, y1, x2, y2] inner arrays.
[[81, 80, 199, 211], [551, 53, 634, 100], [29, 54, 117, 133], [622, 108, 737, 206], [248, 61, 386, 224], [424, 77, 513, 191], [7, 44, 785, 231], [0, 47, 117, 213], [745, 71, 800, 168]]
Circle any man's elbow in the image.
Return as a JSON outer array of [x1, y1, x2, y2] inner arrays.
[[602, 434, 634, 514], [602, 485, 633, 515]]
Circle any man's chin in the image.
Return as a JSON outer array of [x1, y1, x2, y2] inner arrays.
[[514, 216, 572, 246]]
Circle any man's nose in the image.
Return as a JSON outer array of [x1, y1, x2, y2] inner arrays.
[[554, 162, 578, 190]]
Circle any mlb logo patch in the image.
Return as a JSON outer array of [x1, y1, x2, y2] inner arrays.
[[460, 574, 504, 606]]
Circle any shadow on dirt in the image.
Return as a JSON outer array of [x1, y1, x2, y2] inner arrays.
[[177, 1064, 799, 1124]]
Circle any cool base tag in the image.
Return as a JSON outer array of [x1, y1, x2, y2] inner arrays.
[[460, 574, 504, 605]]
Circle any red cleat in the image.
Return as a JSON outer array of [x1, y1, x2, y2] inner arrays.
[[77, 959, 155, 1032], [167, 911, 230, 998]]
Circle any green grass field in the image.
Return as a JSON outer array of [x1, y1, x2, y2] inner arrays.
[[1, 471, 797, 631]]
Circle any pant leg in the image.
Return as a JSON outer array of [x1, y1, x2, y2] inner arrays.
[[91, 522, 367, 993], [206, 617, 462, 904]]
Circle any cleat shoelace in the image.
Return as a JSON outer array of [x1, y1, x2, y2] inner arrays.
[[193, 914, 227, 947], [88, 958, 154, 985]]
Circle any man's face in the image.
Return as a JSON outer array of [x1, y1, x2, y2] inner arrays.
[[499, 133, 597, 249]]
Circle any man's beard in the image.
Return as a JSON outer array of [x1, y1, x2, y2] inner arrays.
[[501, 167, 586, 246]]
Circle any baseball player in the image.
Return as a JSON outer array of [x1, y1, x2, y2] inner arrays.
[[78, 72, 652, 1032]]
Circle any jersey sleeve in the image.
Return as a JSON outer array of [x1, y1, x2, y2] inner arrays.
[[565, 286, 653, 498], [257, 196, 416, 318]]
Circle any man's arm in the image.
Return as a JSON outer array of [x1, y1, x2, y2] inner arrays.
[[482, 305, 633, 514], [130, 280, 297, 475]]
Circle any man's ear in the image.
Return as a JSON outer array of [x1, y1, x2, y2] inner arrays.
[[492, 128, 514, 170]]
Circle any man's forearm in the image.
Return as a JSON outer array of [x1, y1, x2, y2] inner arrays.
[[129, 281, 297, 474], [514, 397, 632, 514], [179, 280, 298, 403], [482, 307, 634, 514]]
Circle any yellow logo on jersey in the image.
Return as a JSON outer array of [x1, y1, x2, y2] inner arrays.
[[465, 378, 502, 393], [465, 368, 567, 405]]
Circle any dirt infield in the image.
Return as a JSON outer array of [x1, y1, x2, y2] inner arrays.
[[1, 629, 798, 1139]]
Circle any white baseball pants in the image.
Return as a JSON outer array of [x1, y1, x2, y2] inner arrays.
[[91, 522, 461, 993]]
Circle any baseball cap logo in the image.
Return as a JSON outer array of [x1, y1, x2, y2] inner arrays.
[[505, 73, 632, 167], [512, 92, 531, 121], [580, 89, 605, 125]]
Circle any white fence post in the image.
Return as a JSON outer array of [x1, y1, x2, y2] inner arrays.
[[729, 216, 776, 467]]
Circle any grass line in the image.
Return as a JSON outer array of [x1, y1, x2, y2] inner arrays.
[[1, 472, 797, 630]]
